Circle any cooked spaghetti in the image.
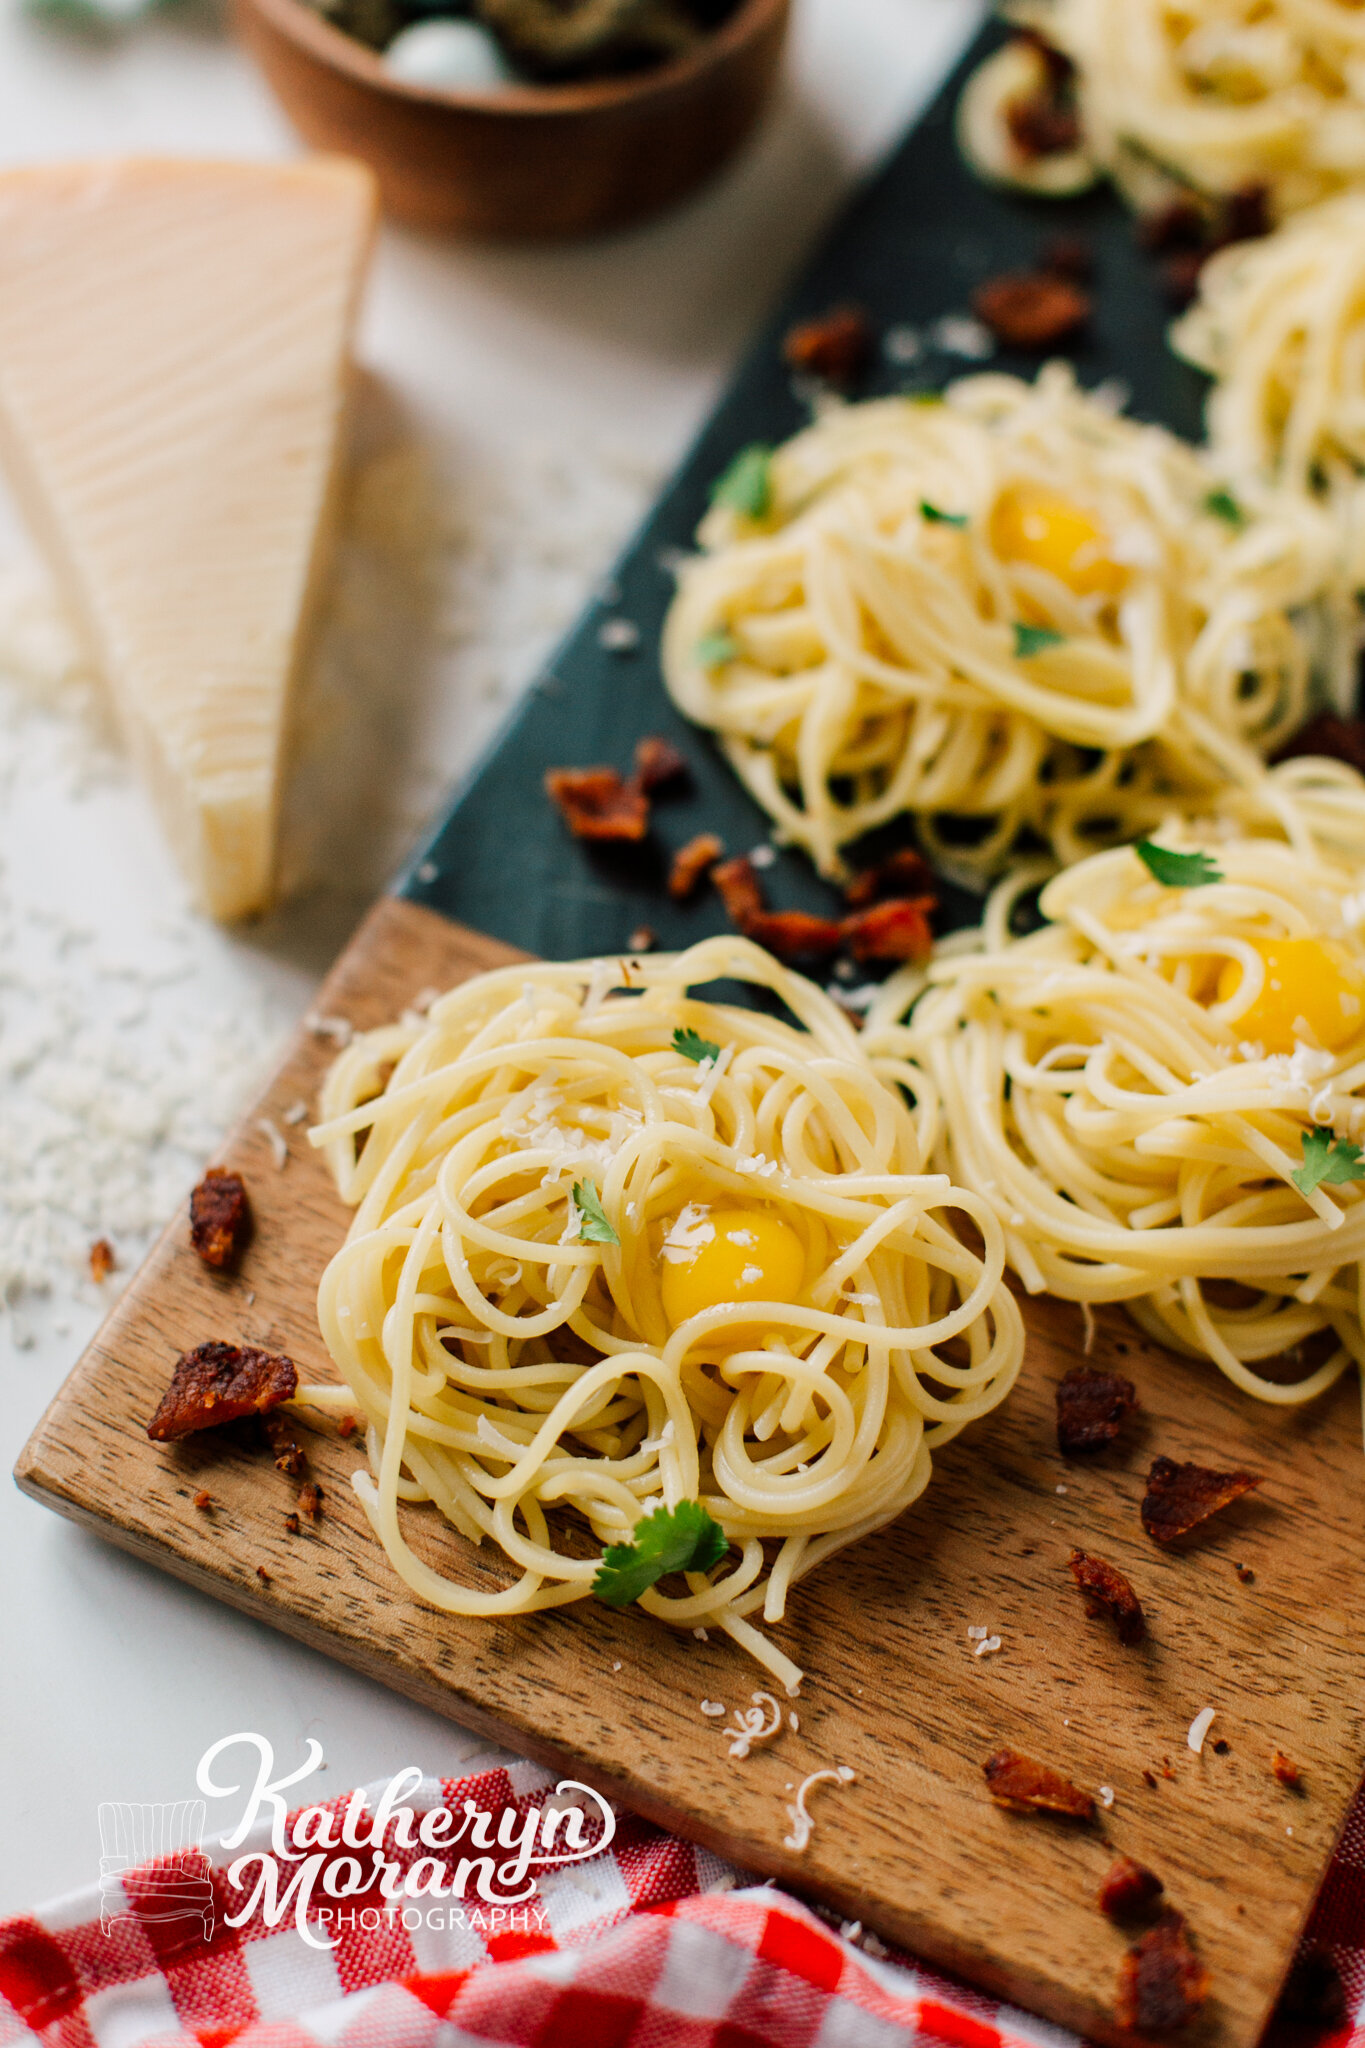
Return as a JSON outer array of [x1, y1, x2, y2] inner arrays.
[[867, 835, 1365, 1430], [304, 936, 1023, 1687], [1009, 0, 1365, 219], [1172, 191, 1365, 535], [662, 366, 1344, 886]]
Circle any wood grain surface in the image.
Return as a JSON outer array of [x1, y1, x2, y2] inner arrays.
[[16, 893, 1365, 2047]]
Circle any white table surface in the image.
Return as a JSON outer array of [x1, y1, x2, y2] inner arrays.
[[0, 0, 979, 1913]]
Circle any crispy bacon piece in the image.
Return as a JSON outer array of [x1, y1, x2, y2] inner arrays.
[[983, 1750, 1095, 1820], [1099, 1854, 1164, 1920], [783, 304, 874, 389], [1116, 1913, 1210, 2033], [298, 1480, 323, 1519], [1160, 249, 1208, 310], [256, 1565, 272, 1586], [712, 854, 767, 928], [972, 272, 1090, 350], [146, 1341, 297, 1442], [338, 1414, 358, 1439], [284, 1512, 300, 1535], [743, 910, 845, 963], [843, 847, 936, 907], [1273, 711, 1365, 778], [669, 832, 724, 902], [1005, 90, 1080, 159], [193, 1490, 212, 1512], [1139, 198, 1208, 254], [189, 1167, 251, 1271], [1272, 1750, 1304, 1790], [1041, 235, 1093, 283], [1069, 1549, 1146, 1646], [633, 734, 689, 795], [841, 897, 935, 964], [1224, 182, 1270, 244], [545, 767, 649, 843], [262, 1409, 306, 1477], [1141, 1456, 1261, 1544], [89, 1238, 116, 1283], [1056, 1364, 1137, 1455]]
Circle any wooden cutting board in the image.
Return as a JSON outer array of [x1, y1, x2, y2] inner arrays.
[[17, 892, 1365, 2048]]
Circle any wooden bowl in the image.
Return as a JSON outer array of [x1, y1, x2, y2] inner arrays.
[[232, 0, 791, 237]]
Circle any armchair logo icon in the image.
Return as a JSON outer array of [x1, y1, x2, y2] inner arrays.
[[98, 1800, 215, 1940]]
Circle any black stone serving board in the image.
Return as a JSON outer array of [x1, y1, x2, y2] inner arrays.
[[400, 16, 1208, 951]]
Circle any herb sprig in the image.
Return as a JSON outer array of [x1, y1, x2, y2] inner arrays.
[[572, 1178, 619, 1246], [1013, 623, 1066, 659], [711, 444, 773, 520], [592, 1500, 729, 1608], [673, 1026, 722, 1065], [1135, 841, 1224, 888], [1293, 1128, 1365, 1197]]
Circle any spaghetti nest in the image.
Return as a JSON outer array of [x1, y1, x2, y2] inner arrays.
[[1013, 0, 1365, 218], [662, 366, 1341, 885], [867, 837, 1365, 1429], [306, 935, 1023, 1688], [1173, 192, 1365, 535]]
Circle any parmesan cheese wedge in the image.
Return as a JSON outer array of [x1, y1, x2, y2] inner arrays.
[[0, 156, 377, 919]]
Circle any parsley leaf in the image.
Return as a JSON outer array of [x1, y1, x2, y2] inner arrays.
[[673, 1026, 722, 1065], [920, 500, 968, 527], [695, 629, 741, 668], [1293, 1127, 1365, 1197], [572, 1178, 619, 1246], [592, 1500, 729, 1608], [1135, 840, 1224, 888], [1204, 488, 1245, 528], [711, 444, 773, 520], [1013, 622, 1066, 658]]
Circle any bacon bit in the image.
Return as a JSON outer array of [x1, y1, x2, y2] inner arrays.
[[627, 926, 655, 953], [1273, 711, 1365, 778], [1224, 182, 1270, 244], [1272, 1750, 1304, 1791], [669, 832, 724, 902], [1056, 1365, 1137, 1455], [712, 854, 766, 928], [1212, 1738, 1230, 1755], [1160, 249, 1208, 310], [147, 1342, 297, 1442], [1160, 1757, 1176, 1781], [1099, 1854, 1164, 1920], [262, 1409, 306, 1477], [298, 1480, 323, 1519], [256, 1565, 272, 1586], [843, 847, 936, 907], [1138, 197, 1208, 254], [633, 734, 690, 795], [1141, 1457, 1261, 1544], [1068, 1549, 1146, 1646], [88, 1237, 116, 1283], [840, 897, 935, 964], [983, 1749, 1095, 1820], [545, 767, 649, 843], [1041, 235, 1093, 283], [192, 1490, 212, 1512], [744, 910, 845, 964], [189, 1168, 251, 1271], [782, 304, 874, 389], [338, 1415, 358, 1439], [1116, 1913, 1210, 2033], [284, 1512, 300, 1535], [972, 272, 1089, 351], [1005, 89, 1080, 159], [1235, 1562, 1255, 1584]]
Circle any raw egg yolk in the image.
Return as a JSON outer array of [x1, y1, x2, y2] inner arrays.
[[660, 1205, 806, 1327], [1217, 937, 1365, 1054], [991, 486, 1125, 598]]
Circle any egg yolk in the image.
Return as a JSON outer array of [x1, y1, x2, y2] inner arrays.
[[991, 486, 1126, 598], [660, 1204, 806, 1327], [1216, 937, 1365, 1054]]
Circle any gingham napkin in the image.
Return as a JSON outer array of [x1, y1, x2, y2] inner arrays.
[[1, 1758, 1359, 2048]]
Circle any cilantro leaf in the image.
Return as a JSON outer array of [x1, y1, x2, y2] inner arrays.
[[592, 1500, 729, 1608], [673, 1026, 722, 1065], [920, 500, 968, 527], [572, 1178, 619, 1246], [711, 444, 772, 520], [695, 629, 741, 668], [1293, 1127, 1365, 1197], [1013, 622, 1066, 658], [1135, 840, 1224, 888], [1204, 488, 1245, 528]]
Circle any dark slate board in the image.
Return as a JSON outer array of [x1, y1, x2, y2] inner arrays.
[[401, 18, 1208, 954]]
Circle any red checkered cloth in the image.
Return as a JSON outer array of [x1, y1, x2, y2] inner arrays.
[[1, 1758, 1359, 2048]]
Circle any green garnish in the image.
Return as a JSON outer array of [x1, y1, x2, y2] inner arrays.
[[1135, 841, 1224, 888], [908, 390, 943, 405], [592, 1500, 729, 1608], [711, 444, 773, 520], [920, 500, 968, 527], [1013, 623, 1066, 658], [1293, 1128, 1365, 1198], [695, 630, 741, 668], [1204, 488, 1245, 528], [572, 1178, 618, 1246], [673, 1026, 722, 1065]]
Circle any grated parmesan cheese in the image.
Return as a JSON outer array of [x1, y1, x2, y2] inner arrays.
[[700, 1699, 726, 1718], [1187, 1707, 1217, 1754], [782, 1765, 855, 1852], [256, 1118, 288, 1170]]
